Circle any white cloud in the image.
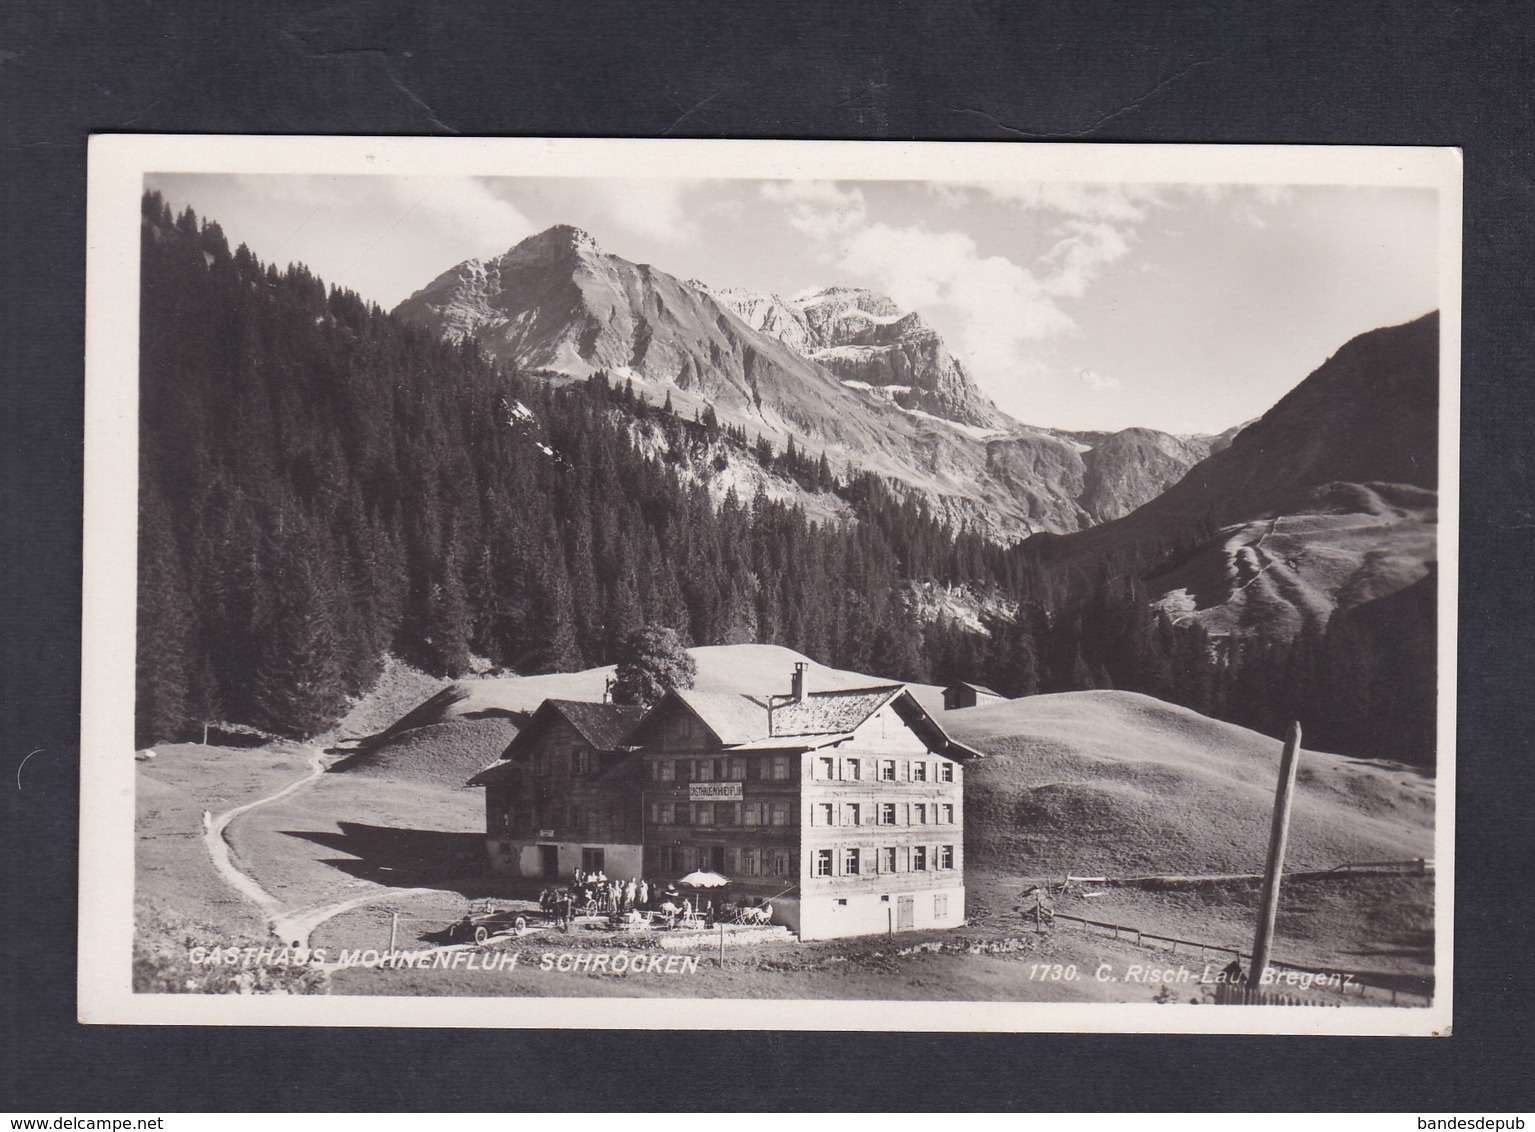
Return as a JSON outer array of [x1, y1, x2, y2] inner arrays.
[[587, 179, 697, 242], [761, 180, 867, 240], [837, 223, 1075, 378], [231, 174, 537, 263], [406, 177, 539, 253], [970, 181, 1165, 222], [1041, 219, 1133, 298]]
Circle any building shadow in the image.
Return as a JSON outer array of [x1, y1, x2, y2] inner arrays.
[[280, 822, 492, 894]]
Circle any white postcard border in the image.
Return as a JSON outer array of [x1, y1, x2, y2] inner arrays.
[[81, 135, 1460, 1035]]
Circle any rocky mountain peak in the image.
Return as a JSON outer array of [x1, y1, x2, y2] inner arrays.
[[495, 224, 604, 266]]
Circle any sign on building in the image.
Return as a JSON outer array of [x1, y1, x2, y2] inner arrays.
[[689, 782, 744, 801]]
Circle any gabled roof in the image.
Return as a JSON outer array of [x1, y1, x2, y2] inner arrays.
[[670, 689, 772, 745], [947, 681, 1004, 698], [465, 699, 645, 787], [653, 684, 984, 759], [549, 699, 647, 750], [467, 758, 519, 787], [769, 685, 903, 737]]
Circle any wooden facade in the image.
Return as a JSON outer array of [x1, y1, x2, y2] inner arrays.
[[470, 700, 645, 881], [942, 681, 1006, 711]]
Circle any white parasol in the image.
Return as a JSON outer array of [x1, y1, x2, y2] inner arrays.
[[676, 870, 729, 888]]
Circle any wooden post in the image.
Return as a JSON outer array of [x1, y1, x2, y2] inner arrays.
[[1250, 721, 1302, 987], [719, 923, 725, 968], [389, 911, 399, 955]]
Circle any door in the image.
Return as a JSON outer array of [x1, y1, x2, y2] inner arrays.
[[709, 846, 726, 872], [896, 895, 915, 930], [539, 845, 560, 879]]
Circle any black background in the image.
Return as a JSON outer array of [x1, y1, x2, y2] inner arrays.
[[3, 0, 1532, 1113]]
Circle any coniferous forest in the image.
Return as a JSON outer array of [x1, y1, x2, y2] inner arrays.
[[136, 192, 1435, 766]]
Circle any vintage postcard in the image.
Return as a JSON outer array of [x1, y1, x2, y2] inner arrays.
[[80, 136, 1459, 1033]]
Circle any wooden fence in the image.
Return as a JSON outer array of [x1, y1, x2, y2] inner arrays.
[[1213, 981, 1340, 1008], [1051, 911, 1430, 1007]]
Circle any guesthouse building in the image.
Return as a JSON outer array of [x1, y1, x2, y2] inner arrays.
[[628, 664, 982, 940], [468, 699, 646, 881]]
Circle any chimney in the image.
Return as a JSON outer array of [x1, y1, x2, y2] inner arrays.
[[791, 662, 807, 703]]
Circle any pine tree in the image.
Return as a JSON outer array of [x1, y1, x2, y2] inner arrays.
[[611, 624, 698, 707], [135, 481, 194, 746], [249, 556, 347, 738]]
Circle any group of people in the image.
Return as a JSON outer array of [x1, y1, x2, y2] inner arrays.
[[571, 870, 651, 914], [532, 870, 775, 931]]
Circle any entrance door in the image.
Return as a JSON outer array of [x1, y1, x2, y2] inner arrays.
[[539, 845, 560, 879], [709, 846, 726, 872], [896, 895, 915, 930]]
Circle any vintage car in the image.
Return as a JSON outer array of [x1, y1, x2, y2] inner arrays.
[[447, 901, 546, 945]]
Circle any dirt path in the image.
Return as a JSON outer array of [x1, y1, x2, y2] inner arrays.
[[204, 747, 437, 949], [202, 748, 327, 921], [273, 888, 440, 950]]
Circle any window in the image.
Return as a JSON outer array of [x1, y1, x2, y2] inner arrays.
[[675, 715, 694, 739], [846, 803, 861, 827], [741, 849, 759, 876], [742, 802, 760, 826], [573, 747, 589, 775], [934, 894, 948, 917], [770, 802, 790, 827], [880, 847, 897, 874], [913, 846, 928, 871], [914, 803, 928, 825], [769, 756, 790, 781], [819, 756, 836, 780], [880, 759, 897, 782], [815, 850, 834, 878], [581, 847, 605, 873], [817, 802, 835, 826], [913, 761, 927, 782], [844, 848, 860, 875], [942, 803, 955, 825], [694, 758, 714, 782], [729, 758, 747, 781], [846, 758, 861, 781], [694, 803, 714, 826], [659, 759, 675, 782], [719, 803, 740, 827], [940, 762, 954, 783], [940, 844, 954, 869], [656, 801, 674, 825], [533, 751, 549, 776], [879, 803, 896, 825], [772, 849, 791, 877], [568, 805, 583, 830]]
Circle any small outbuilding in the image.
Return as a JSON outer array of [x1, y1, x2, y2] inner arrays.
[[941, 682, 1006, 711]]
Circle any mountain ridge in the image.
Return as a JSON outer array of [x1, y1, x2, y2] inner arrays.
[[395, 225, 1231, 538]]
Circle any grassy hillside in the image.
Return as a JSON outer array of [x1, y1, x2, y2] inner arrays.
[[1147, 482, 1437, 642], [946, 690, 1433, 879], [335, 644, 949, 788]]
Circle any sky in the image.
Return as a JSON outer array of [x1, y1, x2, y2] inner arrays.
[[145, 172, 1440, 434]]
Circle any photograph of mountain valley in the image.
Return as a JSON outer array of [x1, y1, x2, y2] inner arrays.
[[125, 163, 1446, 1018]]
